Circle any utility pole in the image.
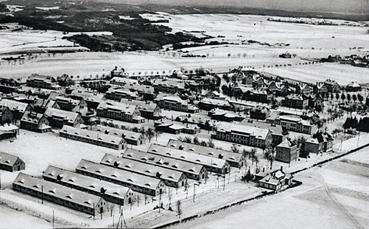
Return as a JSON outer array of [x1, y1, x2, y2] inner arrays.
[[223, 175, 226, 191], [193, 183, 199, 203], [52, 210, 54, 229], [41, 185, 44, 204]]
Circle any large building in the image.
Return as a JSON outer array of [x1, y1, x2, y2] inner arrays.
[[69, 89, 104, 110], [105, 88, 138, 101], [155, 95, 198, 113], [13, 173, 107, 216], [212, 123, 272, 149], [44, 108, 83, 128], [94, 125, 145, 145], [120, 99, 161, 120], [152, 79, 186, 94], [0, 99, 30, 120], [274, 115, 317, 135], [20, 111, 50, 133], [43, 165, 135, 206], [76, 159, 165, 196], [0, 151, 25, 172], [148, 144, 230, 174], [282, 94, 309, 110], [26, 74, 61, 90], [167, 139, 245, 168], [60, 126, 126, 150], [97, 100, 144, 123], [122, 149, 208, 181], [198, 98, 233, 111], [101, 154, 187, 188], [0, 106, 13, 124], [55, 96, 88, 115], [275, 139, 299, 163]]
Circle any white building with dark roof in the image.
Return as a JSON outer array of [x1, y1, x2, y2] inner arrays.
[[43, 165, 135, 205], [76, 159, 165, 196]]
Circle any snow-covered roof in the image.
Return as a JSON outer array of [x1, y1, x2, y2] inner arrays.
[[97, 100, 137, 115], [43, 165, 131, 200], [76, 159, 163, 191], [44, 108, 79, 124], [60, 126, 124, 145], [101, 154, 184, 183], [167, 139, 244, 163], [122, 149, 205, 176], [0, 151, 22, 166], [216, 123, 270, 140], [95, 125, 142, 141], [14, 173, 103, 209], [148, 144, 228, 170], [0, 99, 29, 112]]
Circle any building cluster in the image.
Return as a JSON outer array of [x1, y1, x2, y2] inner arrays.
[[0, 65, 349, 215]]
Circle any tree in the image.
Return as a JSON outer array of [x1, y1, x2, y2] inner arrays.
[[347, 94, 351, 102], [335, 93, 340, 100], [352, 94, 357, 102], [183, 136, 192, 143], [193, 136, 200, 145], [264, 146, 275, 169], [242, 149, 250, 159], [208, 139, 215, 148], [358, 94, 364, 103], [146, 128, 155, 142], [341, 94, 346, 101], [250, 148, 256, 160], [176, 200, 182, 218], [231, 145, 240, 153]]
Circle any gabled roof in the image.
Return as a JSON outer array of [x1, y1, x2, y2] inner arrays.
[[97, 100, 137, 115], [43, 165, 131, 199], [167, 139, 243, 163], [101, 154, 184, 182], [94, 125, 142, 141], [60, 126, 123, 145], [0, 99, 29, 112], [21, 111, 45, 124], [122, 149, 205, 176], [277, 139, 295, 148], [14, 173, 102, 209], [120, 99, 158, 112], [216, 122, 270, 140], [45, 108, 79, 124], [76, 159, 163, 191], [148, 144, 228, 169], [0, 151, 22, 166]]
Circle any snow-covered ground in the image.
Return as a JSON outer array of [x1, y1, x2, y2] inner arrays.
[[0, 14, 368, 83], [172, 146, 369, 229]]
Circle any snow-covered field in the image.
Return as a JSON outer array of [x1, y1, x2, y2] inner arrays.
[[0, 14, 368, 83], [260, 63, 369, 84], [173, 147, 369, 229]]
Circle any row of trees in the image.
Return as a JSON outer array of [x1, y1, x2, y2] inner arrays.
[[177, 136, 215, 148], [343, 116, 369, 132]]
